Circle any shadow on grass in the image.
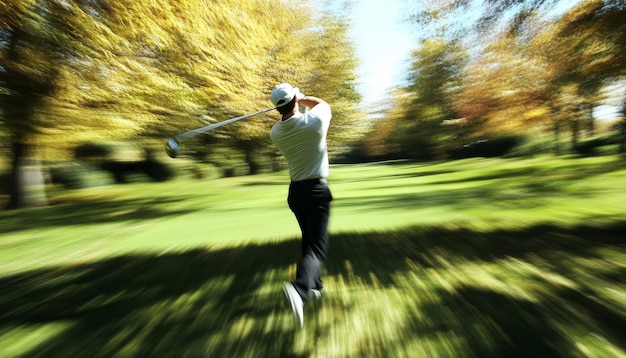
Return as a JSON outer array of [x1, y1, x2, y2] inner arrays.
[[420, 157, 625, 185], [1, 222, 625, 357], [334, 164, 625, 213], [0, 196, 200, 234], [0, 241, 305, 357], [360, 158, 626, 201], [333, 178, 600, 211]]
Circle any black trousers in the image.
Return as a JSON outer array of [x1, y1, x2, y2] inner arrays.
[[287, 179, 332, 302]]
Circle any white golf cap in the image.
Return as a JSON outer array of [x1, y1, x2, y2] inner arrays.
[[271, 83, 299, 108]]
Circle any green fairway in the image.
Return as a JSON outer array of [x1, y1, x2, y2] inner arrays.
[[1, 156, 625, 357]]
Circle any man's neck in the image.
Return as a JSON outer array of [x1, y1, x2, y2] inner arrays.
[[282, 101, 300, 121], [282, 108, 300, 121]]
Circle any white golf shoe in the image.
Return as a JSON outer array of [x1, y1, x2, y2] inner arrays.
[[310, 288, 324, 300], [283, 283, 304, 327]]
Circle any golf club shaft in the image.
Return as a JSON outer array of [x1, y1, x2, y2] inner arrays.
[[176, 107, 275, 140]]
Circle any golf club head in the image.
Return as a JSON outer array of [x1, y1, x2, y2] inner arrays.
[[164, 138, 180, 158]]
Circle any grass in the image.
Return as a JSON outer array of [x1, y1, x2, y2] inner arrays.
[[1, 155, 625, 357]]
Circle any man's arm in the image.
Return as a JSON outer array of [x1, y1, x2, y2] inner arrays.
[[299, 95, 331, 122], [298, 96, 326, 109]]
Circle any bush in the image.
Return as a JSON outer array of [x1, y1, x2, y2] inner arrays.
[[144, 159, 174, 182], [0, 170, 9, 195], [573, 132, 621, 156], [505, 136, 567, 157], [71, 142, 175, 184], [100, 159, 174, 184], [221, 165, 248, 178], [190, 164, 220, 179], [49, 162, 113, 189], [448, 135, 524, 159], [74, 142, 114, 160]]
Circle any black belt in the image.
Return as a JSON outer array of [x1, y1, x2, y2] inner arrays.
[[291, 178, 328, 185]]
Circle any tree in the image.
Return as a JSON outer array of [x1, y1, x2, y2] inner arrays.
[[408, 0, 626, 155], [526, 0, 626, 149], [358, 89, 411, 160], [399, 39, 468, 159], [1, 0, 211, 208], [1, 0, 363, 208], [303, 11, 362, 156], [148, 0, 316, 174], [2, 1, 112, 207], [157, 3, 362, 173]]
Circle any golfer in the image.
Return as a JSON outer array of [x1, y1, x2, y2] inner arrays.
[[269, 83, 333, 327]]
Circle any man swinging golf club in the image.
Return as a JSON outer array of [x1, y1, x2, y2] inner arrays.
[[269, 83, 333, 327]]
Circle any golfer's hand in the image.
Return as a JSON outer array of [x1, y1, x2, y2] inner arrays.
[[295, 88, 305, 100]]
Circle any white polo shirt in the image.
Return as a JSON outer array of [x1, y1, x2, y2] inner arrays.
[[270, 102, 332, 182]]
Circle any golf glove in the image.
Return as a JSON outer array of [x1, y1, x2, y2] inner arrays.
[[295, 88, 305, 100]]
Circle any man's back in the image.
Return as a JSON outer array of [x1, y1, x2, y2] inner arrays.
[[270, 102, 332, 181]]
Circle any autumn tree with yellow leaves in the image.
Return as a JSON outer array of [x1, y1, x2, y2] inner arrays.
[[0, 0, 361, 209]]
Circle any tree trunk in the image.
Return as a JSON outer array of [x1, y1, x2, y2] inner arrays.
[[244, 148, 259, 175], [619, 100, 626, 154], [271, 151, 283, 172], [553, 122, 561, 155], [584, 103, 595, 137], [6, 139, 48, 210], [571, 119, 579, 150], [619, 117, 626, 153]]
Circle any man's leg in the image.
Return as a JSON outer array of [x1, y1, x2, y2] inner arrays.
[[292, 212, 323, 297], [292, 203, 330, 302]]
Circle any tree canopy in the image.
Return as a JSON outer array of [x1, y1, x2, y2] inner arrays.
[[0, 0, 361, 208], [361, 0, 625, 160]]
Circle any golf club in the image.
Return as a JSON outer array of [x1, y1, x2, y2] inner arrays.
[[164, 107, 275, 158]]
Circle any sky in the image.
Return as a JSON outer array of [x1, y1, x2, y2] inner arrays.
[[322, 0, 415, 107], [347, 1, 415, 106], [321, 0, 622, 119]]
